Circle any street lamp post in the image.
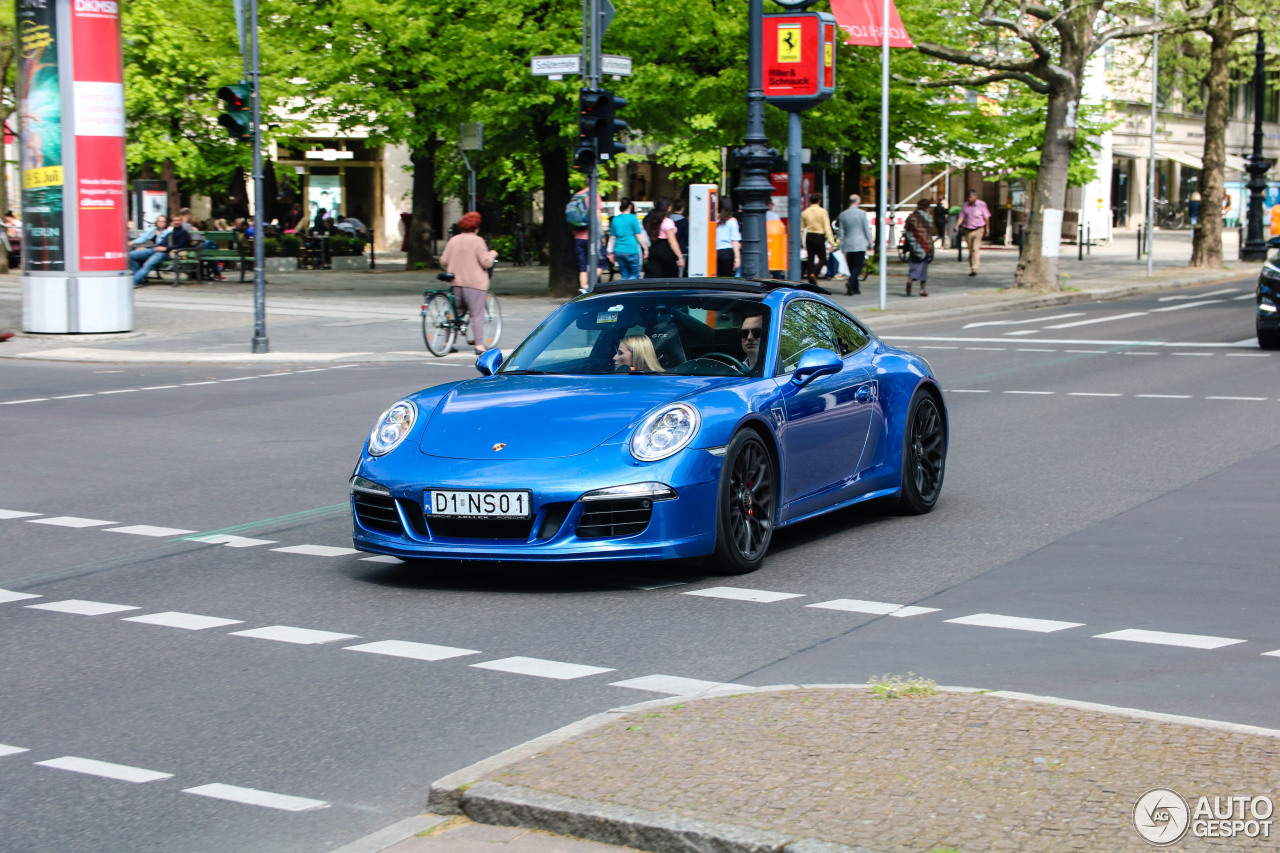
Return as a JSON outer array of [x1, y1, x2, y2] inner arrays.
[[735, 0, 777, 280], [1241, 34, 1272, 262]]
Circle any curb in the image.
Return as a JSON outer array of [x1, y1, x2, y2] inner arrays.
[[424, 683, 1280, 853]]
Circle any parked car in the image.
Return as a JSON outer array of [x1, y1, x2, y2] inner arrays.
[[1257, 236, 1280, 350], [350, 278, 947, 575]]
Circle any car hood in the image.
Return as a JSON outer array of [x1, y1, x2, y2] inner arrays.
[[418, 374, 722, 460]]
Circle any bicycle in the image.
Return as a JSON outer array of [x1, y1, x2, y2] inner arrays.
[[1155, 200, 1187, 231], [421, 272, 503, 356]]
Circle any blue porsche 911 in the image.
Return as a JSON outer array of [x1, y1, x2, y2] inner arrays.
[[350, 278, 947, 574]]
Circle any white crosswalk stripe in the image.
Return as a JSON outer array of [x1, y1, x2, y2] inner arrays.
[[26, 516, 116, 528], [230, 626, 359, 645], [182, 783, 329, 811], [123, 612, 244, 631], [610, 675, 747, 695], [36, 756, 173, 783], [186, 534, 278, 548], [270, 544, 362, 557], [683, 587, 804, 603], [0, 509, 42, 519], [344, 640, 479, 661], [471, 656, 614, 680], [27, 600, 140, 616], [807, 599, 939, 617], [106, 525, 198, 537], [946, 613, 1084, 633], [1093, 629, 1245, 649], [0, 589, 41, 603], [0, 744, 30, 757]]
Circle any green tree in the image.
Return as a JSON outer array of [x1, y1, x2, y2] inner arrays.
[[908, 0, 1214, 290]]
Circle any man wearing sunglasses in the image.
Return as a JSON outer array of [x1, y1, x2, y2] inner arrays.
[[740, 312, 765, 371]]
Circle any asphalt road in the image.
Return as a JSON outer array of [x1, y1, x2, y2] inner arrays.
[[2, 275, 1277, 852]]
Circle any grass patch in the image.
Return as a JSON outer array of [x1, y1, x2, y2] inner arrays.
[[868, 672, 937, 699]]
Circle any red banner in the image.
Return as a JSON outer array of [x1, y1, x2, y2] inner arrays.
[[829, 0, 913, 48], [72, 0, 127, 272]]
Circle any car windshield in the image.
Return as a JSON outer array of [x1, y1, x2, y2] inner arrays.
[[499, 293, 772, 377]]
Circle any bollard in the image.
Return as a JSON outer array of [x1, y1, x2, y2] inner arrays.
[[1087, 224, 1091, 255], [957, 228, 963, 262], [1137, 225, 1142, 260], [1078, 224, 1083, 261]]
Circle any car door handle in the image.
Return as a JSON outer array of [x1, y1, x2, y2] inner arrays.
[[855, 385, 873, 403]]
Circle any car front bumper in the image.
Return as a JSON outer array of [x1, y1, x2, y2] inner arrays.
[[350, 444, 722, 562]]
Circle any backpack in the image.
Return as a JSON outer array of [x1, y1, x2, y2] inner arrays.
[[565, 193, 590, 229]]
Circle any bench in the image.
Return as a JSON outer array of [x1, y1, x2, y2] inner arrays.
[[198, 231, 254, 281]]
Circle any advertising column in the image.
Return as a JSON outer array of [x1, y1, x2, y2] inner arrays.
[[20, 0, 131, 334]]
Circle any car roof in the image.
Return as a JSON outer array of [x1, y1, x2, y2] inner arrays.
[[589, 277, 833, 297]]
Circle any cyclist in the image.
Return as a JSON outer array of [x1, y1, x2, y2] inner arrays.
[[439, 211, 497, 354]]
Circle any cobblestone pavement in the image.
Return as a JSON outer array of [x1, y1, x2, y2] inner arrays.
[[383, 818, 651, 852], [474, 688, 1280, 853]]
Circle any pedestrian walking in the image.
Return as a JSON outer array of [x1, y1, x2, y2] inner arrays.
[[904, 198, 935, 297], [932, 198, 948, 247], [643, 198, 684, 279], [439, 211, 497, 355], [606, 198, 646, 280], [800, 193, 834, 287], [715, 198, 741, 277], [670, 198, 690, 276], [957, 190, 991, 276], [1189, 190, 1201, 226], [835, 194, 872, 294], [569, 186, 606, 293]]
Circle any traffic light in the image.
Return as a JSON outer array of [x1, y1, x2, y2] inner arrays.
[[575, 88, 603, 170], [217, 82, 253, 142], [595, 90, 627, 161]]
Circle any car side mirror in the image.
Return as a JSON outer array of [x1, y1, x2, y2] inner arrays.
[[476, 349, 503, 376], [790, 347, 842, 388]]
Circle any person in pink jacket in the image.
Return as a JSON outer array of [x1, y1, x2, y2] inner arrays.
[[439, 211, 497, 354]]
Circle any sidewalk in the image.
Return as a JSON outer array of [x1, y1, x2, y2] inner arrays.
[[358, 684, 1280, 853], [0, 229, 1258, 364]]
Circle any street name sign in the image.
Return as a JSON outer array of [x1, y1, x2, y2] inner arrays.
[[531, 55, 582, 76]]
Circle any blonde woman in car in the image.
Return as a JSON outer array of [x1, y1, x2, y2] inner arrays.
[[613, 334, 665, 372]]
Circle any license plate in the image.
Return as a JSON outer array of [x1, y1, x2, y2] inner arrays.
[[427, 490, 532, 518]]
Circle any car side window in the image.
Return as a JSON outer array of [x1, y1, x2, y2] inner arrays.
[[830, 311, 870, 356], [779, 300, 841, 372]]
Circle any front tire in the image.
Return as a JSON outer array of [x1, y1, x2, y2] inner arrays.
[[422, 293, 457, 356], [898, 390, 946, 514], [710, 431, 777, 575]]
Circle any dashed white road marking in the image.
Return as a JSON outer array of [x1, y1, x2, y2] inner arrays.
[[1134, 394, 1192, 399], [964, 313, 1084, 329], [0, 744, 29, 757], [52, 394, 93, 399], [1064, 349, 1107, 354], [106, 525, 198, 537], [1004, 330, 1039, 336], [965, 346, 1006, 351], [182, 783, 329, 812], [1205, 396, 1267, 401], [230, 626, 358, 645], [1, 398, 49, 405], [270, 544, 362, 557], [187, 534, 277, 548], [1262, 649, 1280, 658], [1151, 299, 1226, 312], [1067, 392, 1123, 397], [918, 345, 958, 350], [610, 675, 746, 695], [27, 516, 116, 528], [0, 589, 41, 603], [96, 389, 137, 395], [123, 612, 244, 631], [806, 599, 940, 617], [36, 756, 173, 783], [344, 640, 480, 661], [1044, 312, 1148, 329], [1093, 628, 1245, 650], [1158, 288, 1239, 300], [181, 381, 218, 386], [27, 600, 140, 616], [1225, 352, 1272, 357], [1233, 293, 1257, 300], [1172, 352, 1214, 356], [1004, 390, 1054, 395], [0, 509, 41, 519], [947, 389, 990, 393], [1121, 351, 1158, 356], [1015, 348, 1056, 352], [140, 385, 180, 390], [946, 613, 1084, 633], [682, 586, 805, 603], [470, 656, 614, 680]]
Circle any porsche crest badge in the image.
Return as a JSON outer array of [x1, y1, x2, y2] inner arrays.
[[492, 443, 506, 452]]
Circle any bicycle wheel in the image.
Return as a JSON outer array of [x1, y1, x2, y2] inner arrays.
[[422, 293, 457, 356], [481, 293, 502, 349]]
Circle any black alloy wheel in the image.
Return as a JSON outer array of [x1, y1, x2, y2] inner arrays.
[[898, 390, 946, 514], [711, 431, 777, 575]]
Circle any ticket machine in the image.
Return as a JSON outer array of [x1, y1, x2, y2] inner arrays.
[[686, 184, 717, 277]]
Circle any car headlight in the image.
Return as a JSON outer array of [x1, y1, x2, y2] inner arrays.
[[367, 400, 417, 456], [1262, 262, 1280, 282], [630, 403, 701, 462]]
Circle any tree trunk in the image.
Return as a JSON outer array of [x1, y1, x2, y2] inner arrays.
[[406, 136, 438, 270], [1190, 9, 1232, 269], [536, 113, 577, 297], [162, 158, 180, 215], [1014, 78, 1083, 289]]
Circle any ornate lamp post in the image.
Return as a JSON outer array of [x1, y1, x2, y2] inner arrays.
[[735, 0, 779, 279], [1241, 34, 1272, 262]]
